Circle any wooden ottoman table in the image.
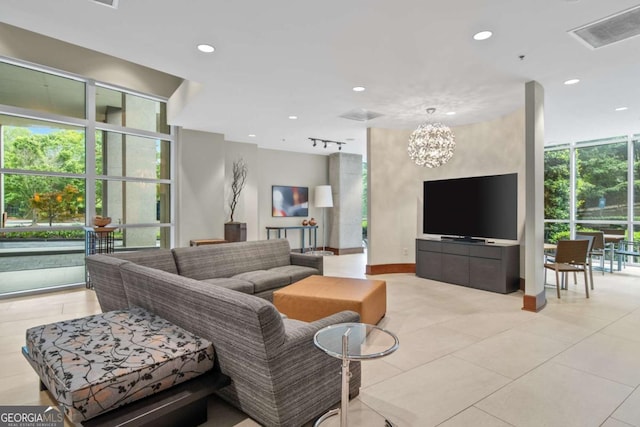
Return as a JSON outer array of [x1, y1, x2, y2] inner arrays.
[[273, 275, 386, 325]]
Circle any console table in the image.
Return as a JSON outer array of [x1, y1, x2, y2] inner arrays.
[[416, 239, 520, 293], [266, 225, 318, 253]]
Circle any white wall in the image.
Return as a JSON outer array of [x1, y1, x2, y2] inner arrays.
[[367, 109, 526, 270], [175, 129, 226, 247]]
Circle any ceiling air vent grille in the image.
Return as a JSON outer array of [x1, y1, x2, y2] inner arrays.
[[91, 0, 119, 8], [339, 109, 383, 122], [570, 5, 640, 49]]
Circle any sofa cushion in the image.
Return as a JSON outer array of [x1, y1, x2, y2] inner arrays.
[[172, 239, 292, 279], [233, 270, 291, 293], [270, 265, 320, 283], [202, 278, 254, 294], [25, 307, 214, 423], [110, 249, 178, 275]]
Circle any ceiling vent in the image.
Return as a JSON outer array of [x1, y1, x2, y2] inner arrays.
[[570, 5, 640, 49], [339, 109, 383, 122], [91, 0, 119, 8]]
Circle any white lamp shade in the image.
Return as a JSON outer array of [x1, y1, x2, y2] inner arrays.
[[314, 185, 333, 208]]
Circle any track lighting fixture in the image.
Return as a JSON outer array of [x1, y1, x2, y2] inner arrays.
[[308, 138, 346, 151]]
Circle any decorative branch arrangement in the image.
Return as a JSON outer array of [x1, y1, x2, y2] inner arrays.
[[228, 158, 248, 223]]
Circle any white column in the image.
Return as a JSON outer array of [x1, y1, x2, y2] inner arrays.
[[523, 81, 547, 311]]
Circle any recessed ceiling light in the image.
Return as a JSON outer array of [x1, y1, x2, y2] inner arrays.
[[352, 86, 366, 92], [346, 138, 355, 141], [288, 115, 298, 120], [197, 44, 215, 53], [248, 134, 256, 137], [473, 31, 493, 41], [564, 78, 580, 85], [445, 111, 456, 115], [615, 107, 628, 111]]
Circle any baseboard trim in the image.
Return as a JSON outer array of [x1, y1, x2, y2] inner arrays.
[[522, 290, 547, 312], [366, 264, 416, 275], [325, 247, 364, 255]]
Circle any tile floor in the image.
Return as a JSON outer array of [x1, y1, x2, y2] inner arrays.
[[1, 253, 640, 426]]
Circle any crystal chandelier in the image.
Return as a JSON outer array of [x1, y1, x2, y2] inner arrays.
[[408, 108, 456, 168]]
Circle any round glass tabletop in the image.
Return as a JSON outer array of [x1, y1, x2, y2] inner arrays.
[[313, 322, 399, 361]]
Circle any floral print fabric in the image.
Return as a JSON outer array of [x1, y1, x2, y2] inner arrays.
[[25, 307, 214, 422]]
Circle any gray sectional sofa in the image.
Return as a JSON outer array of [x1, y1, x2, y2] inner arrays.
[[87, 239, 324, 312], [85, 239, 361, 427]]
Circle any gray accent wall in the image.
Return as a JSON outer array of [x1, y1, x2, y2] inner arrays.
[[257, 149, 330, 248], [367, 109, 526, 272]]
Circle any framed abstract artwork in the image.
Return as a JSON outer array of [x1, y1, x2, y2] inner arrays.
[[272, 185, 309, 217]]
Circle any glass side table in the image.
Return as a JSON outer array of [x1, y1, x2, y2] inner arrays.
[[313, 322, 399, 427]]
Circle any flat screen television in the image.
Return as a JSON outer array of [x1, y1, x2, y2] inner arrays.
[[423, 173, 518, 241], [272, 185, 309, 217]]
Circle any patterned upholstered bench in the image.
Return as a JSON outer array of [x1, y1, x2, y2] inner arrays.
[[23, 307, 227, 426]]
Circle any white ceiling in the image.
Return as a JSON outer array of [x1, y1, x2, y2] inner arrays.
[[2, 0, 640, 157]]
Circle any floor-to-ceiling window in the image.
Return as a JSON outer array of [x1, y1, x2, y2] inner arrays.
[[0, 59, 173, 296], [544, 135, 639, 261]]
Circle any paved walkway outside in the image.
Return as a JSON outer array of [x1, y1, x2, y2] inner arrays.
[[1, 240, 94, 295]]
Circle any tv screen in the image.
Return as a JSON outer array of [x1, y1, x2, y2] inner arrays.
[[423, 173, 517, 241], [272, 185, 309, 217]]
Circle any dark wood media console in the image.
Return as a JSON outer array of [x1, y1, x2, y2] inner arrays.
[[415, 239, 520, 293]]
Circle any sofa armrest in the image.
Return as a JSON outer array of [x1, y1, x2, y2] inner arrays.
[[290, 252, 324, 275], [85, 255, 131, 312], [282, 310, 360, 348], [268, 310, 362, 423]]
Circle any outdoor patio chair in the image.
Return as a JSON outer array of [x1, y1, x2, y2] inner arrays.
[[543, 239, 590, 299]]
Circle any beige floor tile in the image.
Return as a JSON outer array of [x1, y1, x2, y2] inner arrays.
[[452, 329, 569, 379], [601, 418, 636, 427], [514, 314, 601, 345], [545, 288, 640, 321], [439, 407, 513, 427], [383, 324, 479, 372], [439, 311, 535, 340], [553, 332, 640, 387], [360, 358, 403, 389], [533, 306, 613, 334], [304, 399, 388, 427], [476, 362, 633, 427], [377, 304, 461, 337], [600, 309, 640, 343], [1, 253, 639, 427], [612, 386, 640, 426], [360, 355, 510, 426]]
